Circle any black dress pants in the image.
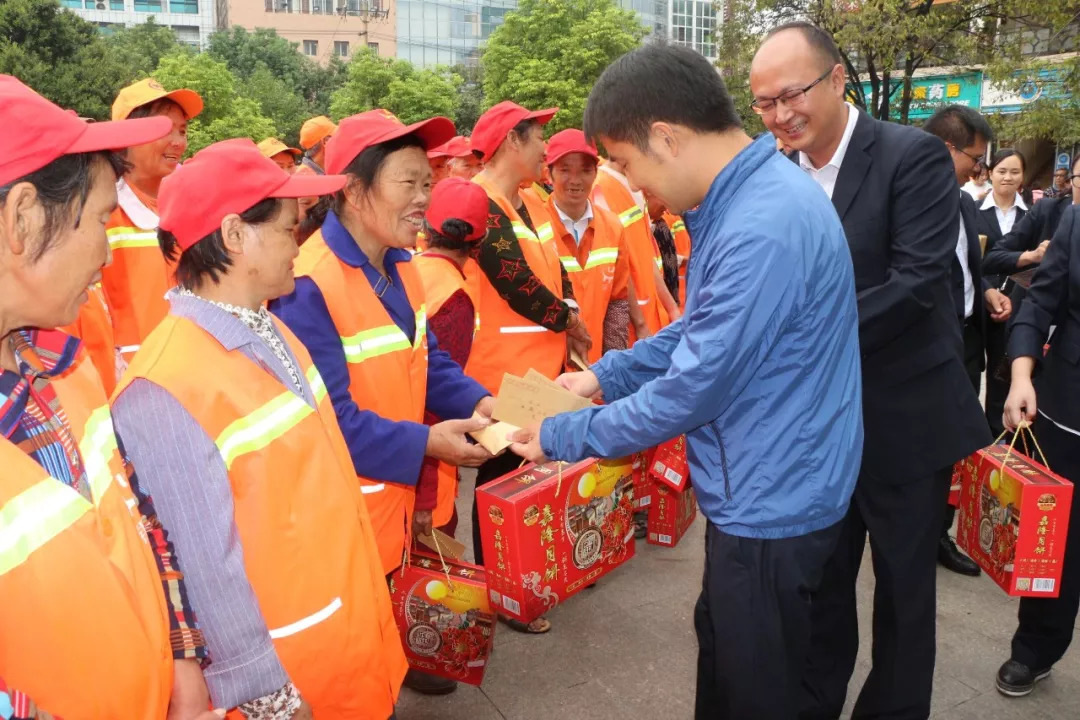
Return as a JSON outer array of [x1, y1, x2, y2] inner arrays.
[[694, 520, 841, 719], [801, 466, 951, 720]]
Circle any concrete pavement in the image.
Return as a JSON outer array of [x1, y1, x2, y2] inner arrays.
[[397, 481, 1080, 719]]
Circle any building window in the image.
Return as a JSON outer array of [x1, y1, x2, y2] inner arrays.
[[134, 0, 162, 10], [334, 40, 349, 56], [62, 0, 81, 7], [169, 0, 197, 12], [368, 41, 380, 54], [303, 39, 318, 56]]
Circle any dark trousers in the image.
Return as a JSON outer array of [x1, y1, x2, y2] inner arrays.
[[1011, 414, 1080, 670], [471, 451, 524, 566], [984, 319, 1010, 438], [801, 466, 951, 720], [694, 520, 841, 720], [944, 320, 987, 535]]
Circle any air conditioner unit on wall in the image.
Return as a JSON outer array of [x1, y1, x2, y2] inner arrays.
[[96, 1, 107, 8]]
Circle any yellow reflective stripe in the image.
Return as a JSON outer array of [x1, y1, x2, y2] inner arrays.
[[79, 406, 119, 503], [654, 256, 663, 272], [619, 206, 644, 228], [215, 386, 317, 470], [340, 325, 411, 363], [560, 256, 583, 273], [536, 223, 554, 242], [306, 364, 327, 404], [510, 222, 540, 244], [106, 226, 158, 250], [583, 248, 619, 269], [671, 220, 686, 233], [0, 477, 92, 576], [413, 304, 427, 348]]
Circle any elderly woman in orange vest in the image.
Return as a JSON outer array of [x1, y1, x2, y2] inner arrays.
[[271, 111, 495, 695], [112, 138, 406, 718], [0, 76, 222, 720], [100, 78, 203, 364], [412, 178, 491, 538]]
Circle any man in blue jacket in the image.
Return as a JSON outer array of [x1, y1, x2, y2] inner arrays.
[[510, 44, 863, 720]]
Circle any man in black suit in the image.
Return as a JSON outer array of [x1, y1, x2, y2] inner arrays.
[[923, 105, 1013, 577], [750, 23, 993, 719]]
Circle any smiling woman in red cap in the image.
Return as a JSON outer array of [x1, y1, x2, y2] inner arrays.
[[0, 75, 222, 720], [412, 177, 490, 538], [271, 110, 496, 695], [97, 78, 204, 371], [111, 138, 406, 718]]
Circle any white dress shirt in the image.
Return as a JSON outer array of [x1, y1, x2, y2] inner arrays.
[[553, 199, 594, 244], [955, 200, 975, 319], [799, 103, 859, 199], [962, 180, 992, 201], [981, 191, 1028, 236]]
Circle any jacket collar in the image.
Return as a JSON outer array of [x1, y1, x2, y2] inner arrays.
[[684, 132, 777, 236], [116, 178, 160, 229], [830, 109, 875, 221]]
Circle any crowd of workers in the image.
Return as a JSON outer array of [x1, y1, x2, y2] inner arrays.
[[2, 19, 1080, 720]]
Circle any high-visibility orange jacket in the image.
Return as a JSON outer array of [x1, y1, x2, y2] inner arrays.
[[101, 179, 175, 362], [546, 196, 630, 364], [411, 252, 480, 527], [294, 232, 429, 574], [592, 169, 668, 339], [116, 314, 407, 718], [61, 283, 119, 395], [665, 211, 692, 308], [466, 175, 566, 394], [0, 344, 171, 719]]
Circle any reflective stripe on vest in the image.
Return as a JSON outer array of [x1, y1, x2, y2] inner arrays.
[[268, 596, 343, 639], [79, 405, 120, 502], [500, 326, 549, 334], [654, 256, 663, 272], [0, 476, 92, 576], [340, 305, 427, 363], [511, 222, 554, 244], [107, 226, 158, 250], [215, 365, 327, 470], [618, 206, 644, 228], [671, 220, 686, 233], [560, 247, 619, 274]]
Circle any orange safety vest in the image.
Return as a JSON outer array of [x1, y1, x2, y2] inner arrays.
[[592, 171, 669, 339], [665, 211, 692, 308], [466, 174, 566, 394], [101, 180, 175, 363], [294, 233, 429, 573], [411, 253, 481, 528], [116, 314, 407, 718], [0, 343, 172, 719], [61, 283, 119, 396], [546, 196, 627, 364]]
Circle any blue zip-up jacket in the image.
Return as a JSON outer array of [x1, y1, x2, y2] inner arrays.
[[540, 133, 863, 539]]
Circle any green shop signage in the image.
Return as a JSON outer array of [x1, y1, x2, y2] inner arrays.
[[848, 72, 982, 119]]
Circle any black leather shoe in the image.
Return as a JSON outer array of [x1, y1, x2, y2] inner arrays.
[[403, 668, 458, 695], [996, 659, 1051, 697], [938, 536, 981, 576]]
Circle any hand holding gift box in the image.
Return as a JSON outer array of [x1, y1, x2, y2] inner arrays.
[[955, 427, 1073, 597]]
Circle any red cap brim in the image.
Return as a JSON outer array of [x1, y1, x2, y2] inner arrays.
[[268, 172, 347, 199], [67, 115, 172, 154], [526, 108, 558, 125], [405, 116, 457, 151]]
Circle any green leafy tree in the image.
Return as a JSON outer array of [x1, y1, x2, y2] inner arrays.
[[106, 18, 183, 80], [153, 51, 277, 153], [451, 63, 485, 133], [383, 68, 461, 124], [986, 56, 1080, 145], [481, 0, 647, 133], [0, 0, 130, 118], [330, 48, 415, 118], [241, 63, 310, 146]]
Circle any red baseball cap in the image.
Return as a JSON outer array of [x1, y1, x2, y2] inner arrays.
[[429, 135, 473, 159], [0, 75, 171, 187], [470, 101, 557, 162], [326, 109, 456, 175], [425, 177, 490, 242], [545, 129, 598, 166], [159, 138, 347, 251]]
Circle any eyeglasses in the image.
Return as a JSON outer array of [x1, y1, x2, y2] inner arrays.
[[951, 145, 986, 169], [1070, 174, 1080, 187], [751, 68, 834, 115]]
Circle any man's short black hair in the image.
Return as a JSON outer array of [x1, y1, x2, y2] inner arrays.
[[766, 21, 843, 72], [923, 104, 994, 150], [583, 44, 741, 151]]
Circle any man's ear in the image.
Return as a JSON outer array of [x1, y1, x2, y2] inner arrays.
[[650, 121, 679, 159]]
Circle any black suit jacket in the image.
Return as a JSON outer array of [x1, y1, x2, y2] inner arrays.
[[1009, 205, 1080, 429], [951, 191, 990, 366], [983, 195, 1071, 277], [822, 111, 991, 482], [975, 199, 1027, 289]]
